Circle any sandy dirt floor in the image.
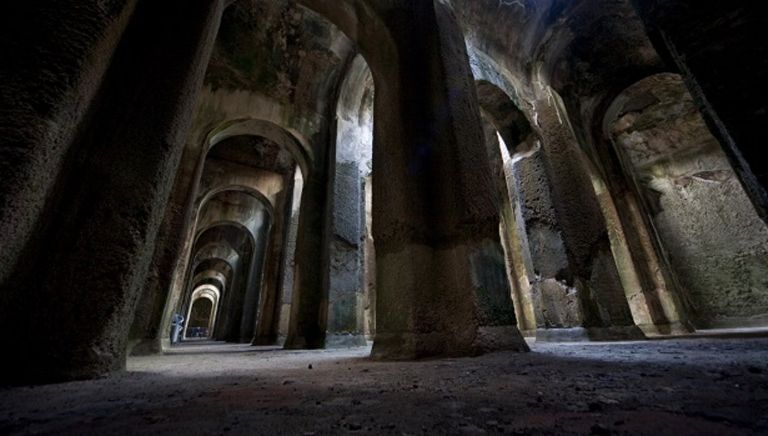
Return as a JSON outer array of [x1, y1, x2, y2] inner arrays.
[[1, 337, 767, 435]]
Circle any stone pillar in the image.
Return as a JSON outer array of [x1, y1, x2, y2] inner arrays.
[[1, 0, 224, 384], [499, 149, 539, 336], [253, 180, 293, 345], [218, 261, 248, 341], [526, 100, 643, 341], [239, 209, 272, 342], [275, 172, 304, 342], [284, 168, 331, 349], [513, 147, 576, 332], [369, 2, 528, 358], [0, 0, 136, 286], [584, 133, 692, 336], [128, 145, 204, 355], [362, 176, 377, 339]]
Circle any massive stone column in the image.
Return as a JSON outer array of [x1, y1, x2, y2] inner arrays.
[[253, 181, 293, 345], [274, 172, 304, 342], [238, 209, 272, 343], [527, 101, 643, 341], [0, 0, 136, 287], [367, 1, 528, 358], [291, 0, 528, 357], [1, 0, 224, 384], [362, 176, 377, 339], [584, 125, 691, 336], [128, 145, 204, 355], [484, 123, 539, 336], [284, 168, 332, 349]]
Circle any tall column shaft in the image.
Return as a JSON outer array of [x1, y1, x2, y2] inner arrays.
[[284, 171, 331, 349], [1, 0, 224, 384], [0, 1, 137, 285], [370, 2, 528, 359], [239, 210, 271, 342]]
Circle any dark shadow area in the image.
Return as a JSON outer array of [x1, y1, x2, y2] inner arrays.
[[1, 339, 766, 434]]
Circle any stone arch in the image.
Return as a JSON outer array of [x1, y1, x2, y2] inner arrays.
[[289, 0, 530, 356], [196, 137, 295, 344], [199, 185, 276, 220], [474, 79, 538, 336], [323, 53, 376, 347], [295, 0, 397, 85], [184, 285, 221, 340], [208, 119, 313, 178], [190, 244, 240, 278], [188, 257, 234, 338], [475, 80, 534, 152], [195, 199, 273, 246], [182, 222, 257, 343], [469, 47, 644, 341], [603, 72, 768, 329]]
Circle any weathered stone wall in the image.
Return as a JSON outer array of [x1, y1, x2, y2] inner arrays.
[[631, 1, 768, 222], [610, 74, 768, 328], [327, 55, 374, 347]]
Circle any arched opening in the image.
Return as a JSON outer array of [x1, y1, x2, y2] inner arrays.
[[470, 60, 643, 341], [324, 54, 376, 346], [101, 0, 534, 373], [187, 298, 213, 338], [5, 0, 768, 430], [178, 221, 254, 343], [183, 284, 221, 340], [205, 122, 309, 346], [475, 80, 538, 337], [161, 117, 303, 348], [605, 73, 768, 329]]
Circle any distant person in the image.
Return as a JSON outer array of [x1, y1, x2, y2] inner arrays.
[[171, 313, 184, 344]]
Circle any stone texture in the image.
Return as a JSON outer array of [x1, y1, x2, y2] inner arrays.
[[2, 339, 767, 434], [610, 74, 768, 328], [0, 0, 766, 395], [0, 0, 136, 286], [631, 0, 768, 222], [0, 0, 224, 384]]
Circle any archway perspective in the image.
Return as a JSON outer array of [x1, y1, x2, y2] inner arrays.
[[1, 0, 767, 433], [184, 286, 218, 340]]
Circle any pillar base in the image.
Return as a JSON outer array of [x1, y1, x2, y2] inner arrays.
[[251, 335, 279, 346], [283, 335, 325, 350], [473, 326, 531, 353], [536, 326, 646, 342], [128, 338, 163, 356], [4, 347, 127, 386], [637, 321, 694, 337], [371, 325, 529, 360], [325, 333, 368, 348]]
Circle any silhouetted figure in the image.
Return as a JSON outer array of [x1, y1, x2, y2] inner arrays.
[[171, 314, 184, 344]]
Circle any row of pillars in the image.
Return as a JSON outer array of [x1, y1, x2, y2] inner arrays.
[[0, 0, 765, 384]]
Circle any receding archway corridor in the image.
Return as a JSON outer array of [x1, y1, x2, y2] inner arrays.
[[1, 336, 767, 434], [2, 0, 768, 434]]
